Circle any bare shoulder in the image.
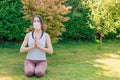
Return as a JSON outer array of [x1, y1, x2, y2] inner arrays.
[[45, 32, 51, 39], [24, 32, 31, 39], [45, 32, 49, 36]]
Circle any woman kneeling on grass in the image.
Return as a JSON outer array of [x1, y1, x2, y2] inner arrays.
[[20, 15, 53, 77]]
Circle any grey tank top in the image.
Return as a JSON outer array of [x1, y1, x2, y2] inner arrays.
[[26, 32, 46, 60]]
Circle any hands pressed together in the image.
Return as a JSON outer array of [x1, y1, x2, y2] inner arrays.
[[33, 36, 40, 48]]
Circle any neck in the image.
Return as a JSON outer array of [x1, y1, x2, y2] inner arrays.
[[34, 29, 42, 34]]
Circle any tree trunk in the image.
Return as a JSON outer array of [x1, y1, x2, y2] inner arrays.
[[99, 32, 103, 48]]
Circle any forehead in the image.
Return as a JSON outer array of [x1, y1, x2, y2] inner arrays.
[[33, 17, 40, 21]]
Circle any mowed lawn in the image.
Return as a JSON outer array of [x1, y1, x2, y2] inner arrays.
[[0, 40, 120, 80]]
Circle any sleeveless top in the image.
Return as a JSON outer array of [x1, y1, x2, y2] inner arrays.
[[26, 32, 46, 60]]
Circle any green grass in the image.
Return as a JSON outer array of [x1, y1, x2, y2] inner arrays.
[[0, 40, 120, 80]]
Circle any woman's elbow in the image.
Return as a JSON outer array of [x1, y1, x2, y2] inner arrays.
[[20, 49, 23, 53], [20, 50, 22, 53], [50, 51, 53, 54], [48, 50, 53, 54]]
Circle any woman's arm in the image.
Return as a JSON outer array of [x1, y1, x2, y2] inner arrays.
[[20, 33, 34, 53], [37, 33, 53, 54]]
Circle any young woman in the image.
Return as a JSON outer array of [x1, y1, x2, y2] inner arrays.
[[20, 15, 53, 77]]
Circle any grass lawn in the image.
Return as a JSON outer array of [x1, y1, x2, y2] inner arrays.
[[0, 40, 120, 80]]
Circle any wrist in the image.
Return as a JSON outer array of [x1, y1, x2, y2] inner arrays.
[[37, 45, 42, 49], [28, 46, 34, 50]]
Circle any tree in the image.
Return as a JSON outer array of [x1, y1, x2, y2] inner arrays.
[[21, 0, 71, 43], [63, 0, 95, 41], [0, 0, 29, 42], [84, 0, 120, 47]]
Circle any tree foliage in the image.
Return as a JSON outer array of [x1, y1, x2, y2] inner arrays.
[[84, 0, 120, 47], [0, 0, 29, 42], [63, 0, 95, 41], [21, 0, 71, 43]]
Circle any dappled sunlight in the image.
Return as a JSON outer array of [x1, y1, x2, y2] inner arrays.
[[101, 53, 120, 59], [0, 76, 13, 80], [94, 53, 120, 77], [117, 51, 120, 54]]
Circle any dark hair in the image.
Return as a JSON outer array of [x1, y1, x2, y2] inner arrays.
[[26, 15, 45, 32]]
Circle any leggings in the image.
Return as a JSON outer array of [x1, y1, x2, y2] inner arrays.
[[24, 59, 47, 77]]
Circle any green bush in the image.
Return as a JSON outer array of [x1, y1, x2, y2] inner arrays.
[[62, 0, 95, 41], [0, 0, 30, 42], [104, 28, 120, 40]]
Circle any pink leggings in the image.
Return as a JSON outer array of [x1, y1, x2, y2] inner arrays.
[[24, 59, 47, 77]]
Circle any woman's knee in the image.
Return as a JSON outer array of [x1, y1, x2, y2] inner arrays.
[[25, 70, 34, 76], [35, 71, 45, 77]]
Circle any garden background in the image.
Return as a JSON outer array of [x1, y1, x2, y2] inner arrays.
[[0, 0, 120, 80]]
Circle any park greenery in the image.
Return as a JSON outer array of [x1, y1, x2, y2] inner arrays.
[[84, 0, 120, 47], [0, 0, 30, 42], [0, 0, 120, 45], [0, 0, 120, 80], [62, 0, 95, 41]]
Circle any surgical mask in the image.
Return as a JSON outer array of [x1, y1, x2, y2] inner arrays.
[[33, 22, 41, 29]]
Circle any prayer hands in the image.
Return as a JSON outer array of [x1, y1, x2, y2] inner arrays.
[[34, 36, 39, 48]]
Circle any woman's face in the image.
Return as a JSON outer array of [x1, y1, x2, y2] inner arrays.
[[33, 17, 41, 30], [33, 17, 40, 23]]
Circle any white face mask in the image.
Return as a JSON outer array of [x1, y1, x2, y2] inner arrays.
[[33, 22, 41, 29]]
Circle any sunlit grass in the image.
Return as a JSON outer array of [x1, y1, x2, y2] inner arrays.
[[0, 76, 13, 80], [94, 53, 120, 77], [0, 40, 120, 80]]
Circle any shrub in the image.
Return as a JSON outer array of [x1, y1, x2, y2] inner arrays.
[[0, 0, 30, 42]]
